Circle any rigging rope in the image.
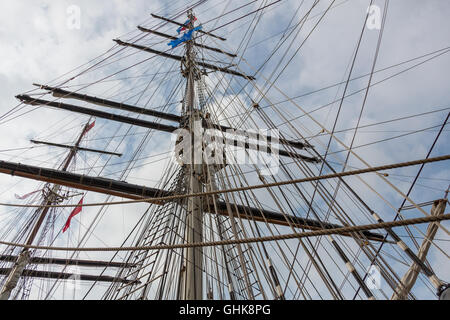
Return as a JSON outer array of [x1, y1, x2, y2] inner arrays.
[[0, 213, 448, 252], [0, 154, 449, 209]]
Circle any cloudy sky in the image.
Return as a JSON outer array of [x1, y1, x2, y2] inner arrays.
[[0, 0, 449, 300]]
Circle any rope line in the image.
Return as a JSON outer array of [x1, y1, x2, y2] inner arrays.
[[0, 213, 448, 252], [1, 154, 449, 209]]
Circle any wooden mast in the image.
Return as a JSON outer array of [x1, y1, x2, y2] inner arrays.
[[391, 199, 447, 300], [0, 120, 93, 300], [180, 9, 204, 300]]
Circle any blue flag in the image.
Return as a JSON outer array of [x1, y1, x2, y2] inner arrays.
[[168, 26, 203, 49]]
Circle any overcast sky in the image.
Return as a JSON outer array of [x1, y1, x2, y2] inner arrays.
[[0, 0, 449, 300]]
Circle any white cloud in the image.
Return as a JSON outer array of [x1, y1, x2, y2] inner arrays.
[[0, 0, 449, 300]]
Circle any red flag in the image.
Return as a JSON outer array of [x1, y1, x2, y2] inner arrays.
[[86, 121, 95, 133], [81, 121, 95, 139], [63, 197, 84, 233]]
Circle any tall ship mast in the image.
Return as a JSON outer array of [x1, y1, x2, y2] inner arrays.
[[0, 1, 449, 301]]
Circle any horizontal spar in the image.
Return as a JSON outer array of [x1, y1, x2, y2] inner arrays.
[[150, 13, 226, 41], [35, 84, 182, 123], [34, 84, 308, 151], [32, 85, 312, 152], [17, 95, 179, 134], [0, 268, 137, 284], [137, 26, 237, 57], [18, 95, 313, 161], [210, 135, 319, 163], [31, 140, 123, 157], [0, 255, 135, 268], [0, 160, 382, 241], [0, 160, 171, 203], [113, 39, 255, 80], [212, 202, 385, 242], [207, 121, 313, 151]]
